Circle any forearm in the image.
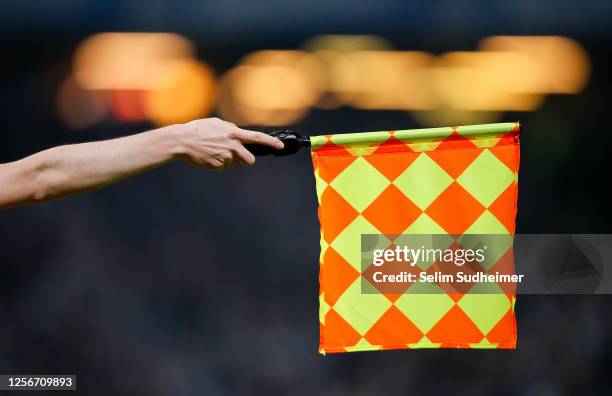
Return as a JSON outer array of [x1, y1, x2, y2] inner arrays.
[[0, 117, 283, 210], [0, 126, 182, 208]]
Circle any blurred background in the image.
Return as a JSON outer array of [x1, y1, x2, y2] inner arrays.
[[1, 0, 611, 395]]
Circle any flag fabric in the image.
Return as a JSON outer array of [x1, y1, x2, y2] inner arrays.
[[311, 122, 520, 354]]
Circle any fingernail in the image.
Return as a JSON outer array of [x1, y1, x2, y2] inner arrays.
[[277, 140, 284, 149]]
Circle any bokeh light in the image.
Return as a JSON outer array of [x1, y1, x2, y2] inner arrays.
[[479, 36, 590, 94], [304, 35, 393, 109], [144, 59, 217, 126], [429, 51, 545, 111], [217, 51, 322, 126], [73, 32, 194, 90], [57, 33, 591, 129], [345, 51, 435, 110], [58, 32, 217, 128]]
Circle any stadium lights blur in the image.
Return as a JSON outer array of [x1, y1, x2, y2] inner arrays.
[[303, 34, 393, 109], [144, 59, 217, 126], [58, 32, 217, 129], [343, 51, 436, 110], [217, 51, 322, 125], [429, 51, 545, 111], [219, 35, 590, 126], [73, 33, 195, 90], [478, 36, 590, 94], [57, 34, 591, 129]]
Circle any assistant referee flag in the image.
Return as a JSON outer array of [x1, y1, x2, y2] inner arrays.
[[311, 122, 520, 354]]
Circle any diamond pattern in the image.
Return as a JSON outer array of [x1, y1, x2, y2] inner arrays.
[[314, 168, 328, 204], [457, 283, 512, 334], [362, 185, 422, 234], [456, 149, 515, 207], [321, 247, 360, 306], [312, 122, 520, 354], [372, 135, 413, 154], [485, 309, 516, 345], [330, 215, 380, 271], [365, 151, 418, 181], [332, 279, 392, 335], [394, 282, 455, 333], [364, 305, 423, 345], [315, 146, 356, 183], [463, 210, 509, 235], [403, 213, 446, 234], [426, 148, 482, 179], [426, 305, 485, 344], [319, 294, 330, 324], [488, 144, 519, 170], [319, 187, 358, 244], [324, 309, 362, 348], [330, 157, 390, 212], [394, 153, 453, 210], [488, 184, 518, 234], [426, 182, 485, 234]]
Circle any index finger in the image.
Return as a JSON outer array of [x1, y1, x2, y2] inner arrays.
[[233, 129, 284, 149]]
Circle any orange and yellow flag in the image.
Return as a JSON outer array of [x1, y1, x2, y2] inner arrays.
[[311, 122, 520, 354]]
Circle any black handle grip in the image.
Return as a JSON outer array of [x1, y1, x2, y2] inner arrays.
[[245, 130, 310, 156]]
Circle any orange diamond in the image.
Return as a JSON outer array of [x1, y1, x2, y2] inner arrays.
[[488, 145, 518, 170], [426, 305, 484, 344], [484, 308, 516, 345], [372, 136, 413, 154], [322, 248, 360, 306], [362, 185, 422, 234], [365, 151, 419, 182], [316, 154, 357, 183], [488, 183, 517, 233], [324, 309, 362, 348], [319, 187, 358, 244], [426, 148, 482, 179], [364, 305, 423, 345], [426, 182, 485, 234], [435, 130, 478, 151]]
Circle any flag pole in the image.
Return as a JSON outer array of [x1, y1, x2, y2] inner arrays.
[[247, 121, 520, 156]]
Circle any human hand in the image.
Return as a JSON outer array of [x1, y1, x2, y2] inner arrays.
[[174, 118, 284, 171]]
